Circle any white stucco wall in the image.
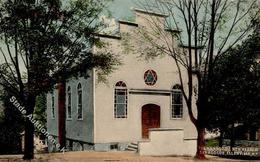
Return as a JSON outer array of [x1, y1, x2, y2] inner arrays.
[[94, 47, 197, 143], [138, 128, 197, 156], [93, 9, 197, 144]]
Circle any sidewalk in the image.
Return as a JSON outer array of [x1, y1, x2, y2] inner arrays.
[[0, 151, 259, 162]]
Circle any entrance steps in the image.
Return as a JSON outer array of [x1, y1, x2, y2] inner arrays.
[[125, 142, 138, 152]]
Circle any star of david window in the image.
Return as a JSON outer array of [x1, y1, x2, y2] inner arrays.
[[144, 70, 157, 86]]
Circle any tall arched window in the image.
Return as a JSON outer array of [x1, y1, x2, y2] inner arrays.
[[77, 83, 83, 119], [67, 86, 72, 119], [172, 84, 183, 118], [114, 81, 127, 118], [51, 91, 55, 119]]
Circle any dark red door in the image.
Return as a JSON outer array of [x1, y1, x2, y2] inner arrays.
[[142, 104, 160, 138]]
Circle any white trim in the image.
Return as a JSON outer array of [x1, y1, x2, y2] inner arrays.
[[92, 68, 96, 143]]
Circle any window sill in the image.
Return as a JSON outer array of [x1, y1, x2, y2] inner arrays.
[[171, 117, 183, 120], [114, 117, 127, 119], [114, 118, 127, 119], [66, 118, 72, 121]]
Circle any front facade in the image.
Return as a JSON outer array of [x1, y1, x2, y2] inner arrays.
[[47, 9, 197, 154]]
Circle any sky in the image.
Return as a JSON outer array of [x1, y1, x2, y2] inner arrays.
[[99, 0, 140, 34], [107, 0, 138, 19]]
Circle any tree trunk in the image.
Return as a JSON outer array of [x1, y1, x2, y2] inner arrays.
[[195, 127, 206, 159], [230, 124, 235, 152], [249, 128, 257, 141], [23, 93, 36, 160], [219, 128, 224, 147]]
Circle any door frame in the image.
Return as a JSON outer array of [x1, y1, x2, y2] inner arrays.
[[141, 104, 161, 138]]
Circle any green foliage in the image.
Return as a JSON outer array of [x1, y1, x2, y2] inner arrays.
[[0, 123, 23, 154], [0, 89, 24, 154], [0, 110, 3, 123], [33, 93, 46, 134], [0, 90, 4, 123], [207, 32, 260, 132], [121, 32, 134, 54], [0, 0, 117, 96], [205, 139, 219, 147], [121, 30, 165, 62], [0, 0, 117, 157]]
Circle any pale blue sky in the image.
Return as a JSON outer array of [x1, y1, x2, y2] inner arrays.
[[106, 0, 251, 50], [107, 0, 139, 19]]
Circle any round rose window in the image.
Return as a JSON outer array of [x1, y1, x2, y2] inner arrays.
[[144, 70, 157, 86]]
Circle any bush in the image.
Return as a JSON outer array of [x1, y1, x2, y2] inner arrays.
[[205, 138, 219, 147]]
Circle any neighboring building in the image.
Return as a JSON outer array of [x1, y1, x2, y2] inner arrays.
[[46, 8, 197, 156]]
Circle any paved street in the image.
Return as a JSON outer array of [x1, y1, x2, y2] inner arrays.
[[0, 151, 259, 162]]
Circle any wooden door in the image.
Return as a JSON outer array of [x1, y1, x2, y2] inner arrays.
[[142, 104, 160, 138]]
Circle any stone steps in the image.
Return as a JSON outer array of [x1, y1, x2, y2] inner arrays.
[[125, 142, 138, 152]]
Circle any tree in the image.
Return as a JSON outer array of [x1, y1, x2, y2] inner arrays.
[[207, 31, 260, 148], [0, 88, 3, 123], [0, 0, 117, 159], [0, 88, 24, 154], [33, 94, 47, 135], [133, 0, 259, 159]]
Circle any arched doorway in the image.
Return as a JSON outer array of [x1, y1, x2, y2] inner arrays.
[[142, 104, 160, 138]]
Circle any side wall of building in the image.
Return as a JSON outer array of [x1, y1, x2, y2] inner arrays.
[[46, 88, 59, 137], [46, 88, 59, 151], [65, 74, 95, 149], [46, 72, 95, 151]]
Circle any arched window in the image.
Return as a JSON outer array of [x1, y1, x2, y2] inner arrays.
[[51, 91, 55, 119], [77, 83, 83, 119], [67, 86, 72, 119], [171, 84, 183, 118], [114, 81, 127, 118]]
